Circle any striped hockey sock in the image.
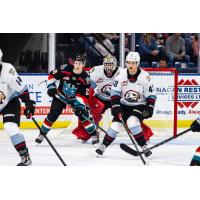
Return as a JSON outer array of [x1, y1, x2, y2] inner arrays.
[[133, 132, 146, 147], [190, 146, 200, 166], [82, 118, 96, 136], [102, 133, 115, 147], [10, 133, 28, 156], [41, 118, 54, 134]]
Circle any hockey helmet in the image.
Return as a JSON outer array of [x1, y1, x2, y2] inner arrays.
[[126, 52, 140, 66], [73, 53, 86, 65], [103, 54, 117, 73]]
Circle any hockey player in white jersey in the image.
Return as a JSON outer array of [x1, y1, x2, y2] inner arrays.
[[96, 52, 157, 157], [0, 49, 35, 166], [72, 54, 120, 141]]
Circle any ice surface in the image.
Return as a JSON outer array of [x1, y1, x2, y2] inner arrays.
[[0, 128, 199, 166]]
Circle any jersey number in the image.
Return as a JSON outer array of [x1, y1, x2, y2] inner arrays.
[[113, 81, 118, 87], [86, 88, 89, 95], [16, 77, 22, 86]]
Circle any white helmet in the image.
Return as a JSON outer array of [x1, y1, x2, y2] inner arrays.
[[126, 52, 140, 65], [0, 49, 3, 62]]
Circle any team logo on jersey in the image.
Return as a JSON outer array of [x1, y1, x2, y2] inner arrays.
[[9, 68, 16, 75], [101, 84, 112, 96], [97, 78, 104, 83], [0, 91, 6, 104], [146, 75, 151, 81], [124, 90, 140, 102], [90, 67, 95, 73]]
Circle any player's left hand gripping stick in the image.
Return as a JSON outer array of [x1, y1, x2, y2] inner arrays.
[[32, 117, 67, 166]]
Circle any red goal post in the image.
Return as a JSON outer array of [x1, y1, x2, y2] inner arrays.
[[142, 68, 178, 137]]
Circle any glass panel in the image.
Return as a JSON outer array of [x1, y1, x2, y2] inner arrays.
[[0, 33, 48, 73], [56, 33, 119, 68]]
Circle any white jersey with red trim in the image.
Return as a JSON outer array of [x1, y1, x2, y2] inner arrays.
[[90, 65, 120, 101], [111, 68, 156, 106], [0, 62, 27, 111]]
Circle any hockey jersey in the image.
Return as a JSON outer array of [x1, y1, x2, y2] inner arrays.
[[111, 68, 156, 106], [0, 62, 28, 111], [90, 65, 120, 101], [48, 64, 91, 101]]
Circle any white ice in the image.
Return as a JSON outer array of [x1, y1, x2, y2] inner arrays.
[[0, 128, 199, 166]]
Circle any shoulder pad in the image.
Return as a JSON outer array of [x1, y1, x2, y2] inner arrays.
[[139, 69, 151, 83], [4, 62, 17, 76]]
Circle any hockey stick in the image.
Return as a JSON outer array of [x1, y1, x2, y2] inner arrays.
[[55, 93, 108, 135], [81, 114, 108, 135], [32, 117, 67, 166], [120, 128, 191, 157], [118, 113, 146, 165]]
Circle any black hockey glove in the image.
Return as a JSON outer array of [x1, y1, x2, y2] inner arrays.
[[24, 100, 36, 119], [132, 106, 145, 121], [111, 104, 122, 118], [74, 104, 88, 118], [47, 84, 57, 97], [142, 104, 154, 119], [190, 119, 200, 132]]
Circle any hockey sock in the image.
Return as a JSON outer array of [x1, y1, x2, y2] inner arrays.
[[190, 147, 200, 166], [102, 134, 115, 147], [133, 132, 146, 147], [10, 134, 29, 156], [41, 118, 54, 134], [81, 118, 97, 136]]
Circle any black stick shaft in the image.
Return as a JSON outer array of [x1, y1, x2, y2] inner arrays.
[[119, 114, 146, 165], [145, 128, 191, 152], [32, 117, 67, 166]]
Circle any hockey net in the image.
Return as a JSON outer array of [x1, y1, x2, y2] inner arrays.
[[60, 68, 178, 138]]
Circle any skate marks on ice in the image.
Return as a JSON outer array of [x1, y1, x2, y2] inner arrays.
[[0, 129, 198, 166]]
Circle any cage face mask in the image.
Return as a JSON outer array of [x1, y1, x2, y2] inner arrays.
[[103, 55, 117, 77]]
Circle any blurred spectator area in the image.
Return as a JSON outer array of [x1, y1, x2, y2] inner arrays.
[[56, 33, 119, 68], [0, 33, 48, 73], [134, 33, 199, 73], [0, 33, 199, 73]]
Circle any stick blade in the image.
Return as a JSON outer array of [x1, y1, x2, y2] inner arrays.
[[120, 143, 140, 156]]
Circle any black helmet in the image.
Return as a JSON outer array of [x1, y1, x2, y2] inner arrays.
[[73, 53, 86, 64]]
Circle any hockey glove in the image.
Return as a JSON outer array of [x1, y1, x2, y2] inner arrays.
[[142, 104, 154, 119], [111, 104, 122, 118], [132, 106, 144, 121], [47, 84, 57, 97], [190, 119, 200, 132], [24, 100, 36, 119], [74, 104, 88, 117]]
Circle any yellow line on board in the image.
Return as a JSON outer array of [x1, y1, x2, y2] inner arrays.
[[0, 120, 192, 129]]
